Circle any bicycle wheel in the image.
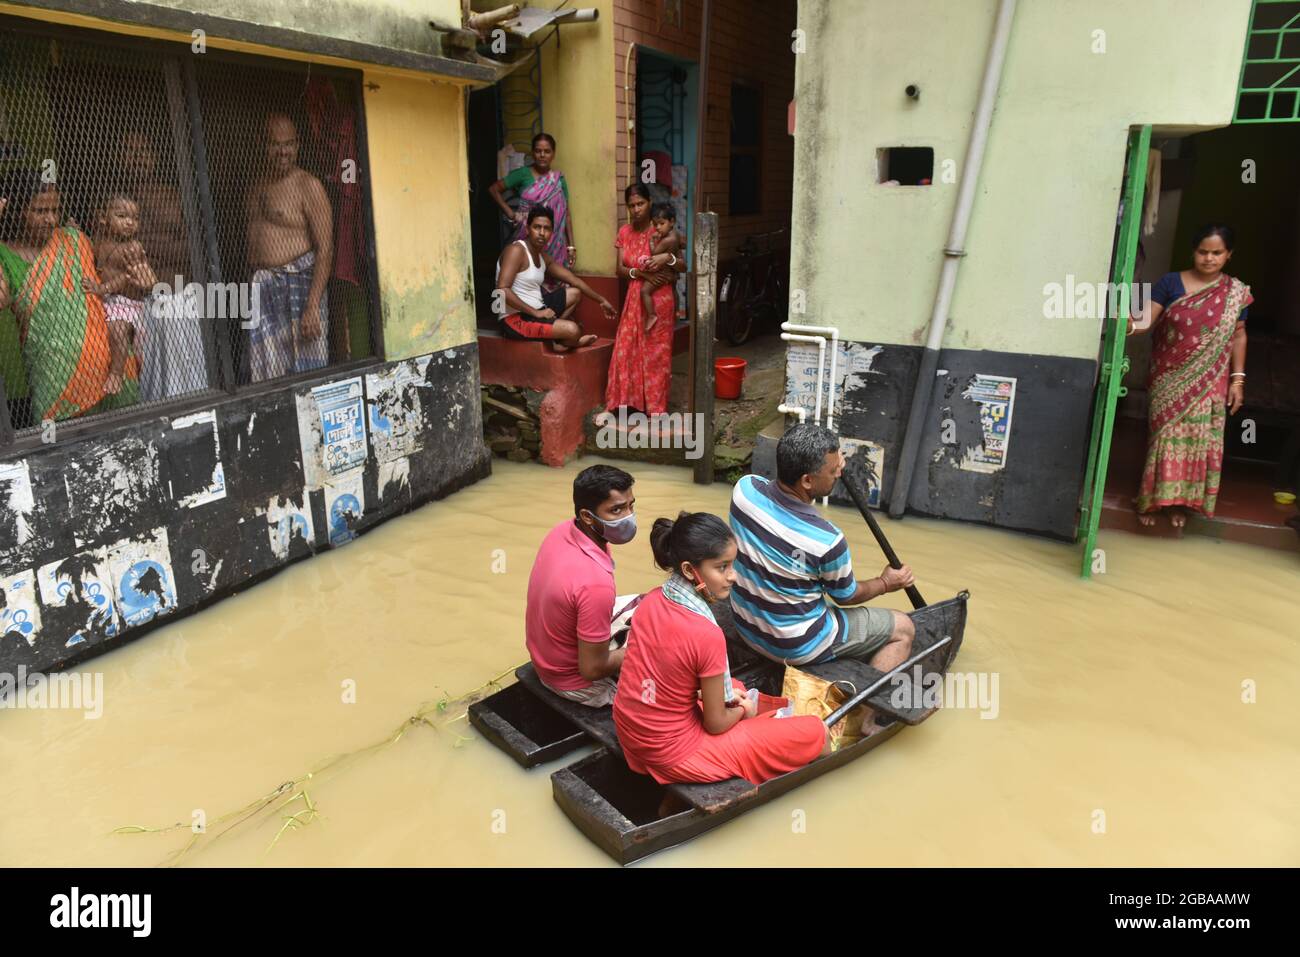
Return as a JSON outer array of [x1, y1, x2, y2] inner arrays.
[[724, 273, 754, 345]]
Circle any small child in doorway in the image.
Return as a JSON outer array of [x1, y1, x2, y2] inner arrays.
[[90, 193, 156, 397], [639, 202, 682, 334]]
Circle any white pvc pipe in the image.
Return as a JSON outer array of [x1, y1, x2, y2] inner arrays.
[[780, 333, 825, 424], [782, 322, 840, 430], [777, 404, 807, 423]]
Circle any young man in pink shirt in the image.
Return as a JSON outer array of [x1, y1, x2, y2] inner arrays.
[[525, 465, 637, 707]]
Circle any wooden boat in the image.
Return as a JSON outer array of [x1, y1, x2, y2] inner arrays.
[[468, 590, 969, 865]]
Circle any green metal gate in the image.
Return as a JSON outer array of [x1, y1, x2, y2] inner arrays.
[[1077, 124, 1151, 579]]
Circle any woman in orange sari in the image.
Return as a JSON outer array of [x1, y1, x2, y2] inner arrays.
[[1128, 224, 1250, 527]]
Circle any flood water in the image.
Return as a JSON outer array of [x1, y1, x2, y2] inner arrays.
[[2, 458, 1296, 867]]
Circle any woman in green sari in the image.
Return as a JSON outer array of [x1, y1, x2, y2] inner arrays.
[[0, 174, 137, 427], [0, 193, 36, 429]]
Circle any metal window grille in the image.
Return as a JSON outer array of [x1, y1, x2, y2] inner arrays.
[[1236, 0, 1300, 122], [0, 17, 380, 441], [636, 58, 687, 164]]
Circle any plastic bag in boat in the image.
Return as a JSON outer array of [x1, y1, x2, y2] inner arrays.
[[781, 665, 870, 751]]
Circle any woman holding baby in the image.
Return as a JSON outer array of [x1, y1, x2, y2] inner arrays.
[[0, 170, 140, 427], [605, 183, 685, 417]]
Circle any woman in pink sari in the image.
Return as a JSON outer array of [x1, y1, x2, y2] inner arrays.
[[605, 184, 684, 415], [1128, 224, 1251, 527], [489, 133, 575, 268]]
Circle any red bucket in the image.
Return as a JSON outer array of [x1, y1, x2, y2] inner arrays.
[[714, 357, 747, 399]]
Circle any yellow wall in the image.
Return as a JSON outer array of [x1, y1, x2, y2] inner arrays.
[[537, 0, 618, 276], [1, 2, 478, 360], [364, 72, 477, 357], [792, 0, 1255, 360]]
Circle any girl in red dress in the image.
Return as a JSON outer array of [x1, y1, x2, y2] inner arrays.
[[604, 184, 683, 415], [613, 511, 829, 785]]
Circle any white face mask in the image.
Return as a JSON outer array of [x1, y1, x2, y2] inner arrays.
[[584, 509, 637, 545]]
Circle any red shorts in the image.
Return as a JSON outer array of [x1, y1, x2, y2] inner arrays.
[[501, 287, 567, 340]]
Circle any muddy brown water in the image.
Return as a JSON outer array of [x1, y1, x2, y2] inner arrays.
[[1, 458, 1296, 866]]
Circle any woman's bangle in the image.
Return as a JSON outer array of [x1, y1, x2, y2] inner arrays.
[[667, 253, 678, 267], [630, 268, 638, 279], [1230, 372, 1246, 379]]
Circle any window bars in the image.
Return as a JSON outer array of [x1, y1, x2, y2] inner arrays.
[[1236, 0, 1300, 122], [0, 19, 379, 442]]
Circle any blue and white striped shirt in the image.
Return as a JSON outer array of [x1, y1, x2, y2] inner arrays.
[[727, 474, 858, 665]]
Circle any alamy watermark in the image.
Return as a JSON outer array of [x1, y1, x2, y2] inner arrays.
[[1043, 276, 1150, 320], [594, 408, 707, 461], [50, 887, 150, 937], [0, 665, 103, 719], [889, 666, 999, 719], [149, 276, 261, 329]]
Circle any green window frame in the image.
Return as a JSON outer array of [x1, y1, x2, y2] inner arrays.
[[1236, 0, 1300, 122]]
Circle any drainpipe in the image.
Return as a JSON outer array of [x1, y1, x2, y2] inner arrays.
[[782, 322, 840, 430], [783, 322, 840, 507], [781, 333, 826, 424], [887, 0, 1017, 518]]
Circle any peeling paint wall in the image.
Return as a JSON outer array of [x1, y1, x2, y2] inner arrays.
[[791, 0, 1253, 360], [3, 4, 480, 366], [538, 0, 618, 277], [364, 74, 477, 359], [785, 0, 1254, 537], [0, 346, 489, 673], [8, 0, 463, 57]]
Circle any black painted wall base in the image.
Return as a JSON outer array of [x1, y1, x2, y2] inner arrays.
[[0, 343, 490, 674], [770, 342, 1095, 541]]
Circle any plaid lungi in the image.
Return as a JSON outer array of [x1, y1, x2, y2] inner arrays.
[[248, 251, 329, 382]]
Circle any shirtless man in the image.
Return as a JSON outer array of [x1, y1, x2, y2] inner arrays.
[[119, 131, 188, 285], [245, 112, 333, 382]]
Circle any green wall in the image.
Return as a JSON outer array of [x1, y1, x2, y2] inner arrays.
[[792, 0, 1254, 360]]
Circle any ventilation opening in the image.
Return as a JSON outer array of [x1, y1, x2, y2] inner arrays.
[[877, 147, 934, 186]]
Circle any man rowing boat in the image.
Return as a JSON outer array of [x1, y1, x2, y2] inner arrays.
[[728, 423, 917, 731], [525, 465, 638, 707]]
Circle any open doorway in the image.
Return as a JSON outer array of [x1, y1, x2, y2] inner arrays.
[[467, 59, 544, 332], [1109, 125, 1300, 547], [634, 47, 697, 324]]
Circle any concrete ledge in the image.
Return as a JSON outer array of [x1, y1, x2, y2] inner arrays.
[[8, 0, 499, 84], [478, 333, 611, 467]]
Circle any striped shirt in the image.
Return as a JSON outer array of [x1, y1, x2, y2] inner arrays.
[[728, 474, 858, 665]]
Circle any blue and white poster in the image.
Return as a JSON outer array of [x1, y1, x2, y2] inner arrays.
[[314, 377, 368, 477], [267, 492, 315, 560], [365, 357, 430, 464], [0, 571, 41, 646], [324, 473, 365, 547], [105, 532, 177, 629], [959, 374, 1017, 474], [38, 549, 119, 644]]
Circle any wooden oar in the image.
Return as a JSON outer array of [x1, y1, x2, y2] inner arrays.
[[839, 462, 926, 610], [822, 634, 954, 728]]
